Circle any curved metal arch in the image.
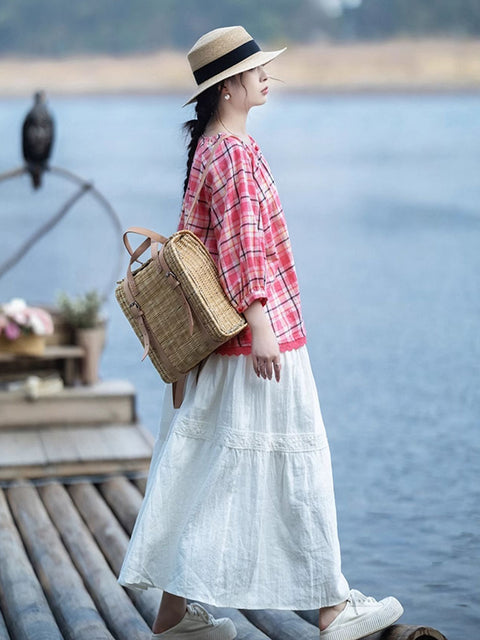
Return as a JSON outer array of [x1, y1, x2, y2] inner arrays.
[[0, 165, 124, 302]]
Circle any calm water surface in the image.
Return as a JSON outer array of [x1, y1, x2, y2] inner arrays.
[[0, 93, 479, 639]]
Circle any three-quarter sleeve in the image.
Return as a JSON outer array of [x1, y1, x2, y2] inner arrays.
[[208, 140, 268, 313]]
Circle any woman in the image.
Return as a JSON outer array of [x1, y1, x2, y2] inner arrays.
[[118, 26, 404, 640]]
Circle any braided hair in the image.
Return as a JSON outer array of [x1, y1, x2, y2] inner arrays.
[[183, 83, 222, 196]]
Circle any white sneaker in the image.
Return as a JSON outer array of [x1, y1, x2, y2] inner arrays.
[[321, 589, 404, 640], [151, 602, 237, 640]]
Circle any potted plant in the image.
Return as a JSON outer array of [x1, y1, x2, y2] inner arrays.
[[57, 290, 106, 385], [0, 298, 54, 356]]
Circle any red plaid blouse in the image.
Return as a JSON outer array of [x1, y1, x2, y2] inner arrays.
[[178, 134, 306, 356]]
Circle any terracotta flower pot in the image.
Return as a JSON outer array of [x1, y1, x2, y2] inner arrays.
[[75, 323, 106, 385], [0, 333, 46, 356]]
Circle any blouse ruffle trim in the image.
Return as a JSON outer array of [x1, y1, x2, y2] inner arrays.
[[216, 336, 306, 357]]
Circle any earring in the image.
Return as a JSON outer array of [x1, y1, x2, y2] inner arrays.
[[224, 93, 231, 101]]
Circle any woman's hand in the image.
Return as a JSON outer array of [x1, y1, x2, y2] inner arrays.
[[243, 300, 281, 382]]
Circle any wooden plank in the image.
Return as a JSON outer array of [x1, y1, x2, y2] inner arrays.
[[0, 609, 10, 640], [7, 483, 114, 640], [0, 345, 84, 361], [0, 430, 46, 466], [241, 609, 318, 640], [70, 426, 116, 461], [39, 482, 151, 640], [0, 457, 152, 481], [0, 425, 150, 480], [39, 427, 81, 463], [68, 481, 161, 627], [63, 425, 150, 463], [0, 488, 63, 640], [39, 424, 152, 464], [0, 380, 135, 429], [100, 424, 153, 459]]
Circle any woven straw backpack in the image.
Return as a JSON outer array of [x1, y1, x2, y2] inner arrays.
[[115, 136, 247, 406]]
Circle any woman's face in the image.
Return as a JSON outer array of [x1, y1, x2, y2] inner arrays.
[[224, 66, 269, 110]]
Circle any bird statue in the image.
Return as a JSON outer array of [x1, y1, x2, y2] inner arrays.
[[22, 90, 55, 189]]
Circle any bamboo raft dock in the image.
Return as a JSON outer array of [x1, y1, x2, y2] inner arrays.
[[0, 381, 448, 640]]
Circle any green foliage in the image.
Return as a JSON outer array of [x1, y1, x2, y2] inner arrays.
[[57, 290, 103, 329]]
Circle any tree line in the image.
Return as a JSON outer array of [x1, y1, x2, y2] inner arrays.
[[0, 0, 479, 57]]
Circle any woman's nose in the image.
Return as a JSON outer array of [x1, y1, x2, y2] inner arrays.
[[258, 66, 268, 81]]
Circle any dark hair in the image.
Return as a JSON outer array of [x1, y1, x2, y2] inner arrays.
[[182, 83, 222, 196]]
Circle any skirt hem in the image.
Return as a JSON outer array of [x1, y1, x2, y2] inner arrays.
[[117, 574, 350, 611]]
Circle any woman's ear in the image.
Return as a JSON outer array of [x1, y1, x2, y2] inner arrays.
[[221, 80, 232, 102]]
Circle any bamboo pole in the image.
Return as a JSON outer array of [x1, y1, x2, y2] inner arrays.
[[132, 476, 147, 495], [0, 610, 10, 640], [295, 610, 318, 626], [70, 481, 274, 639], [68, 481, 160, 626], [0, 488, 62, 640], [98, 475, 144, 534], [366, 626, 447, 640], [39, 481, 151, 640], [68, 482, 129, 575], [202, 604, 272, 640], [290, 610, 447, 640], [242, 609, 319, 640], [7, 483, 114, 640]]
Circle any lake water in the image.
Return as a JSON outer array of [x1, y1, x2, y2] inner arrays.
[[0, 93, 479, 639]]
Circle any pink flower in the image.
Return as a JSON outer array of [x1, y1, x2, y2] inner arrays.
[[4, 321, 21, 340], [29, 307, 54, 336], [0, 299, 54, 338]]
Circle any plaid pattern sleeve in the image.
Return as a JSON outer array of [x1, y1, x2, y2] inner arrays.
[[179, 134, 307, 356], [208, 140, 268, 313]]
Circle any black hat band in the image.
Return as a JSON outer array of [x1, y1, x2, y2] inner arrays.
[[193, 39, 261, 85]]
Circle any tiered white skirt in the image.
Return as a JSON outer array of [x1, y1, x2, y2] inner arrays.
[[118, 346, 349, 609]]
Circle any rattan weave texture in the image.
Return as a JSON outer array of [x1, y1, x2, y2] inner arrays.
[[116, 230, 247, 383]]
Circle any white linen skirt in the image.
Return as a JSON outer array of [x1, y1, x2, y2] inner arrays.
[[118, 346, 349, 609]]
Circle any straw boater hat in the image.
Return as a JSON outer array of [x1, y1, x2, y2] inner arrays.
[[184, 26, 286, 106]]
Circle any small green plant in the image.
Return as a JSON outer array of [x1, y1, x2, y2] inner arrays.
[[57, 290, 103, 329]]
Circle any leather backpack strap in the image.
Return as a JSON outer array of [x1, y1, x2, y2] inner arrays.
[[172, 375, 187, 409], [123, 227, 168, 261], [183, 135, 226, 228]]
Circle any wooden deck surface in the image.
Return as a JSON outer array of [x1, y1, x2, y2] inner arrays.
[[0, 423, 153, 480], [0, 379, 153, 480], [0, 475, 448, 640], [0, 379, 447, 640]]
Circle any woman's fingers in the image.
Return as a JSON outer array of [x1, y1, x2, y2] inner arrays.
[[252, 357, 281, 381], [265, 359, 273, 380], [273, 361, 281, 382]]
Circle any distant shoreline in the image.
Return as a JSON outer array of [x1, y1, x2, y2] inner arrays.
[[1, 38, 479, 97]]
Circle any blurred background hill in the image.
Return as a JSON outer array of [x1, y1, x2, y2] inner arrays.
[[1, 0, 480, 56], [1, 0, 480, 94], [1, 5, 479, 639]]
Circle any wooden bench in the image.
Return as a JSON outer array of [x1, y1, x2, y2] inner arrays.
[[0, 344, 85, 387]]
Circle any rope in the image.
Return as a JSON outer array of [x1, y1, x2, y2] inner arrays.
[[0, 165, 124, 302]]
